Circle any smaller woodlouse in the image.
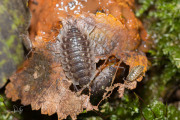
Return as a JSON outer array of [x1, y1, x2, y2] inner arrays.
[[91, 65, 117, 96], [126, 65, 144, 82]]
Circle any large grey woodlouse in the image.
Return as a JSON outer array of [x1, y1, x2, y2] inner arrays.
[[57, 18, 96, 88], [126, 65, 144, 82]]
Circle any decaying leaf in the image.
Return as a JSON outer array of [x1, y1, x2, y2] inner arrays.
[[5, 0, 151, 119], [6, 48, 97, 119]]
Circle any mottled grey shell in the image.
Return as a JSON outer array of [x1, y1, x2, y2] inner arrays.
[[126, 65, 144, 82], [57, 18, 95, 87]]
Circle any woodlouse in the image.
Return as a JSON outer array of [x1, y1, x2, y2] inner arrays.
[[57, 19, 95, 88], [126, 65, 144, 82], [91, 65, 117, 96]]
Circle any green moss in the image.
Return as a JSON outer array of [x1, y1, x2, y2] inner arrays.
[[10, 10, 24, 31], [137, 0, 180, 69], [1, 38, 23, 66], [6, 35, 16, 48], [135, 0, 180, 101], [0, 95, 21, 120], [98, 95, 180, 120], [0, 60, 6, 67], [0, 4, 6, 14], [99, 94, 141, 119], [142, 100, 180, 120]]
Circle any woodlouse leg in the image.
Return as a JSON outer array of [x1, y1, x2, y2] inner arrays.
[[109, 60, 122, 87], [73, 84, 79, 92]]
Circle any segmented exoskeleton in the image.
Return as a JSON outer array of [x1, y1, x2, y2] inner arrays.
[[126, 65, 144, 82], [57, 18, 95, 87], [91, 65, 117, 96]]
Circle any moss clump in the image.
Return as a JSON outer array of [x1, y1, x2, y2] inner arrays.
[[100, 94, 140, 120], [98, 94, 180, 120], [0, 95, 21, 120], [137, 0, 180, 69], [142, 100, 180, 120], [135, 0, 180, 101]]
